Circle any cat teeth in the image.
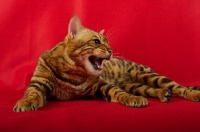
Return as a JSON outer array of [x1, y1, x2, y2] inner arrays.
[[97, 64, 101, 69], [88, 55, 109, 70], [94, 57, 103, 69]]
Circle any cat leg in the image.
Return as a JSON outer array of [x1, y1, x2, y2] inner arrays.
[[13, 87, 46, 112], [13, 75, 52, 112], [129, 71, 200, 101], [171, 87, 200, 101], [120, 82, 171, 102], [90, 78, 148, 107]]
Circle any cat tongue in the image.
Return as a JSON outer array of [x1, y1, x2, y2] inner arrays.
[[95, 59, 101, 68]]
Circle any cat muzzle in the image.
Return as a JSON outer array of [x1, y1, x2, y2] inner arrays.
[[89, 54, 111, 70]]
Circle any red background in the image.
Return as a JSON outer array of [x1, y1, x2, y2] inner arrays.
[[0, 0, 200, 131]]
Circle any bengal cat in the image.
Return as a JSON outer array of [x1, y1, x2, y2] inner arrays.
[[13, 15, 200, 112]]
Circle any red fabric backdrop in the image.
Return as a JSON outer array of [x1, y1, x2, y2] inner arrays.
[[0, 0, 200, 132]]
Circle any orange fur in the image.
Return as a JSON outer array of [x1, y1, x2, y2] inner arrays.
[[14, 15, 200, 112]]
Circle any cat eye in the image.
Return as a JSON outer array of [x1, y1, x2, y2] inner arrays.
[[93, 39, 101, 44]]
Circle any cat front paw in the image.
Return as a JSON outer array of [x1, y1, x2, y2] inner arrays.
[[158, 88, 172, 102], [13, 98, 40, 112], [123, 95, 148, 107]]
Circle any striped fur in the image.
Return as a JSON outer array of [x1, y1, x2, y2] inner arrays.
[[14, 15, 200, 112]]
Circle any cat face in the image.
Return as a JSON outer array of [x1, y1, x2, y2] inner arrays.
[[64, 15, 112, 76]]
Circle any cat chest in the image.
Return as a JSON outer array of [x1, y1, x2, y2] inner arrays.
[[50, 82, 88, 100]]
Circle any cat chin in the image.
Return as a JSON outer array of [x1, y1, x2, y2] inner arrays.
[[86, 65, 103, 76], [85, 66, 102, 76], [89, 70, 102, 76]]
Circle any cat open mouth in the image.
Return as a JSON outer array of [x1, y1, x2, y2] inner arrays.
[[88, 56, 109, 70]]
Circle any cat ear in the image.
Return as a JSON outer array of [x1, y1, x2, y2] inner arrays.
[[99, 29, 105, 35], [68, 15, 84, 39]]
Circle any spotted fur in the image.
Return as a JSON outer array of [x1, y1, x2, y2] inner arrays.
[[14, 15, 200, 112]]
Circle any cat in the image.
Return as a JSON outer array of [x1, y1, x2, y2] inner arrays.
[[13, 15, 200, 112]]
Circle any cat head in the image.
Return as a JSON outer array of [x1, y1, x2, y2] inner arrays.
[[64, 15, 112, 76]]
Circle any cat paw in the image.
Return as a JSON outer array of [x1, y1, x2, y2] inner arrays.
[[13, 98, 39, 112], [123, 95, 148, 107], [158, 88, 172, 102]]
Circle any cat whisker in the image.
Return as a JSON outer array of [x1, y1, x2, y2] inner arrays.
[[112, 53, 127, 60], [113, 53, 123, 55], [113, 56, 128, 60], [105, 28, 115, 39], [96, 22, 100, 32], [106, 28, 113, 36]]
